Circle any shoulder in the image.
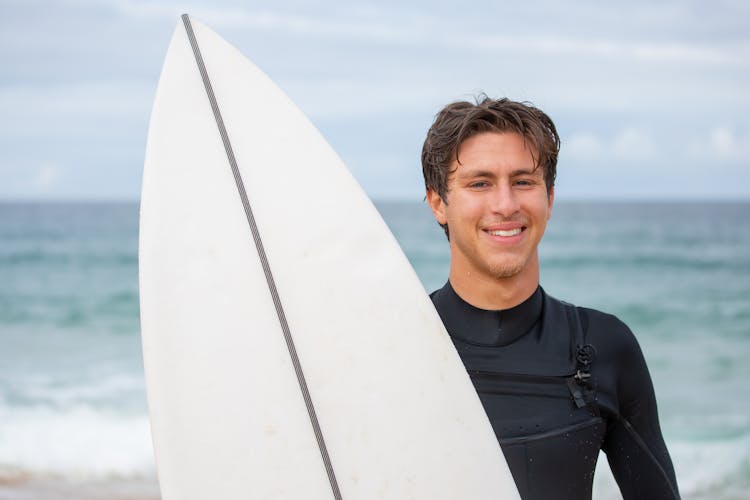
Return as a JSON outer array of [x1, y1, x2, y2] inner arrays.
[[542, 291, 641, 355], [576, 306, 642, 355], [574, 306, 653, 399], [547, 296, 649, 379], [541, 291, 645, 366]]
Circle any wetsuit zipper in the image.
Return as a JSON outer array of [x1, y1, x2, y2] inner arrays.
[[470, 369, 579, 399], [470, 370, 576, 382], [498, 416, 604, 445]]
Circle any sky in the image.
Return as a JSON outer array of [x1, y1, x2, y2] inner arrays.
[[1, 0, 748, 201]]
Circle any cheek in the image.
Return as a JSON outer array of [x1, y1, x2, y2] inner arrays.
[[528, 193, 553, 221], [448, 194, 484, 220]]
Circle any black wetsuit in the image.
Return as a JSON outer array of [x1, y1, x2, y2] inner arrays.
[[430, 283, 680, 500]]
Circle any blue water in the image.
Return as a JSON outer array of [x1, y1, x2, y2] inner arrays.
[[0, 201, 748, 498]]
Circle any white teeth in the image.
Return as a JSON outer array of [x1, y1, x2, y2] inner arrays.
[[488, 228, 521, 237]]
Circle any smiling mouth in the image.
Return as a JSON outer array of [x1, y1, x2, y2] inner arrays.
[[486, 228, 523, 237]]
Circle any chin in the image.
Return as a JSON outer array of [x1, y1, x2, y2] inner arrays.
[[487, 262, 526, 279]]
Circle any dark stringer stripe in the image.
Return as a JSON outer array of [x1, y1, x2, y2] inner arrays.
[[180, 14, 343, 500]]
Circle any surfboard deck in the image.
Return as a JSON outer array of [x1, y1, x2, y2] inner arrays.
[[139, 14, 519, 500]]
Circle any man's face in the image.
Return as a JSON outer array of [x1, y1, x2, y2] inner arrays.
[[427, 131, 554, 283]]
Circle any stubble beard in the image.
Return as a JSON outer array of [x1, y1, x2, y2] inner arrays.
[[457, 239, 530, 281], [483, 256, 527, 280]]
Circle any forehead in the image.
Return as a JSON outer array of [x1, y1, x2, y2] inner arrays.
[[452, 131, 539, 173]]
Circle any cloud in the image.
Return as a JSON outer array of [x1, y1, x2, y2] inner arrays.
[[465, 35, 742, 66], [0, 81, 150, 115], [281, 78, 451, 118], [564, 123, 750, 194], [100, 0, 746, 66], [2, 0, 748, 200], [0, 81, 152, 138], [566, 133, 604, 158], [687, 125, 750, 162], [565, 128, 656, 162], [612, 128, 656, 159], [102, 0, 423, 43], [34, 164, 62, 189]]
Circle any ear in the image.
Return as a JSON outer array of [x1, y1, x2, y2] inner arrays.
[[426, 188, 447, 226], [546, 185, 555, 220]]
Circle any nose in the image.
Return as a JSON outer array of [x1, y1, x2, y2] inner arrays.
[[490, 182, 520, 217]]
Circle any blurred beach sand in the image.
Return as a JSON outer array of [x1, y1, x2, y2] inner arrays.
[[0, 473, 160, 500]]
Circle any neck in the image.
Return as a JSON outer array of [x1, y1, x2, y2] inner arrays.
[[448, 253, 540, 310]]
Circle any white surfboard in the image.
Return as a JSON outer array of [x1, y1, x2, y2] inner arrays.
[[139, 14, 519, 500]]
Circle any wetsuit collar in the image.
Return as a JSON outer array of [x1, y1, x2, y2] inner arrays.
[[433, 282, 543, 347], [431, 283, 581, 376]]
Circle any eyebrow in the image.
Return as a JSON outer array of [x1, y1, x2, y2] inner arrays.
[[456, 167, 541, 179], [456, 169, 495, 179]]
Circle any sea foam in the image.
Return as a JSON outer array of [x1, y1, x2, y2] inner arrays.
[[0, 403, 155, 479]]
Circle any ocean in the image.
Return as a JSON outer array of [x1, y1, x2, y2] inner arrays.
[[0, 200, 748, 499]]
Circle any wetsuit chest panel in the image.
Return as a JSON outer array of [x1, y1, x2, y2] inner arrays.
[[471, 372, 599, 438], [468, 368, 606, 499], [431, 284, 605, 500], [430, 283, 681, 500], [502, 417, 605, 500]]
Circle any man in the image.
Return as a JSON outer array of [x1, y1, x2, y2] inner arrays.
[[422, 96, 680, 499]]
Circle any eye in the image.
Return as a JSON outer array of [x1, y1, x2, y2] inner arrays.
[[469, 180, 490, 189]]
